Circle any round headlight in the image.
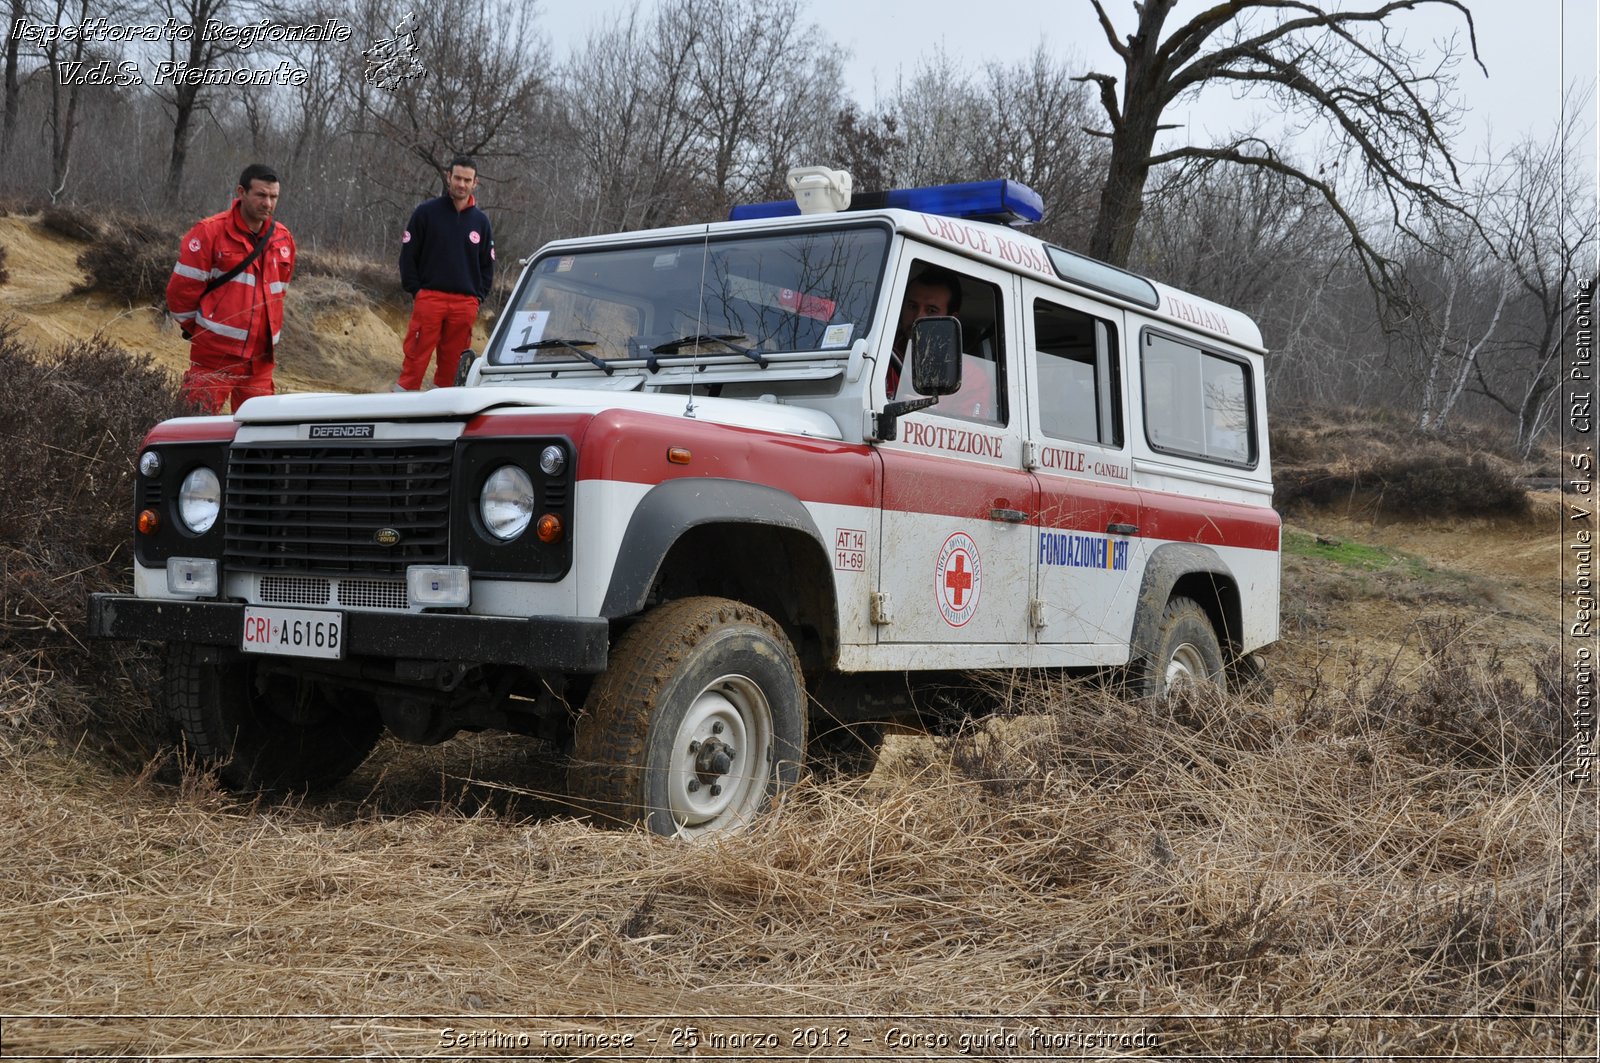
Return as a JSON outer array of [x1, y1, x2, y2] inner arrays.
[[177, 466, 221, 533], [139, 450, 163, 478], [480, 465, 534, 541], [539, 444, 567, 476]]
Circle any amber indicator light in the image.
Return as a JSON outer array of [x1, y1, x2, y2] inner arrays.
[[137, 509, 160, 535], [667, 447, 692, 465], [536, 514, 564, 544]]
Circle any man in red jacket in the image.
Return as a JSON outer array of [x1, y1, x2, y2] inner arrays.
[[395, 155, 495, 390], [166, 163, 296, 413]]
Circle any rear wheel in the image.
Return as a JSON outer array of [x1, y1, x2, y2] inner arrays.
[[569, 597, 806, 838], [166, 643, 382, 793], [1129, 597, 1226, 699]]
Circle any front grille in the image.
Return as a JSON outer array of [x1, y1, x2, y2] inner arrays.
[[338, 579, 409, 609], [260, 575, 332, 605], [226, 443, 452, 575]]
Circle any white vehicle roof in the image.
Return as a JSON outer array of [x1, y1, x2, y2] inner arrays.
[[531, 172, 1265, 354]]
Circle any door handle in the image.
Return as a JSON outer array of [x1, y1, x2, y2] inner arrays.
[[991, 507, 1029, 523], [1107, 522, 1139, 536]]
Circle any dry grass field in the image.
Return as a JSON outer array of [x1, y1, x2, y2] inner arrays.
[[0, 211, 1592, 1059]]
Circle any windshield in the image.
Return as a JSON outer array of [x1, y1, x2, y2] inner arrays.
[[487, 226, 890, 367]]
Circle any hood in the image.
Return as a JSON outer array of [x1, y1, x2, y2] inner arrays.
[[232, 386, 844, 439]]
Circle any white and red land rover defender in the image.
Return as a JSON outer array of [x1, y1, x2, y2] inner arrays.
[[89, 166, 1280, 837]]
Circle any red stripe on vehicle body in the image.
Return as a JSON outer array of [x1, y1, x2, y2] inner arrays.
[[472, 409, 1279, 551], [1035, 473, 1140, 538], [880, 447, 1033, 523], [1138, 487, 1281, 553], [145, 421, 240, 445], [564, 410, 879, 508]]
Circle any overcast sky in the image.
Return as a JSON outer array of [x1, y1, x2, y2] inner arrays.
[[541, 0, 1597, 172]]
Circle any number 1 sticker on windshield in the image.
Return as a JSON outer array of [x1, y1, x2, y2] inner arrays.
[[506, 310, 550, 362]]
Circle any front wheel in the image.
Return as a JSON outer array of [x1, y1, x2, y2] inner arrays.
[[569, 597, 806, 838], [1128, 596, 1226, 699], [166, 643, 382, 793]]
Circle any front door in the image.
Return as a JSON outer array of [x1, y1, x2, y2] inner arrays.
[[876, 250, 1034, 651]]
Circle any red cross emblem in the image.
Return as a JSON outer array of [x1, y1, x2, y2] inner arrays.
[[945, 552, 973, 606], [935, 532, 982, 627]]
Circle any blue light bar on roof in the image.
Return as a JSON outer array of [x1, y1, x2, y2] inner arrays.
[[730, 178, 1045, 227]]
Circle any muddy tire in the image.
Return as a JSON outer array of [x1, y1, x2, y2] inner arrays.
[[167, 642, 382, 793], [1227, 651, 1275, 705], [1129, 596, 1226, 699], [568, 597, 806, 838]]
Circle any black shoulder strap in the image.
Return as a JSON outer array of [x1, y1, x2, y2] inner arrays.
[[201, 220, 276, 296]]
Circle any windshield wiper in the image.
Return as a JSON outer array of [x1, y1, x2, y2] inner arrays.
[[512, 337, 612, 375], [648, 333, 767, 369]]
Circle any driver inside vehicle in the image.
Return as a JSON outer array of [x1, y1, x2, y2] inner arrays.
[[886, 266, 962, 397], [888, 266, 998, 423]]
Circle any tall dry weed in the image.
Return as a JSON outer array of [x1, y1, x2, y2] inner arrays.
[[0, 323, 187, 741]]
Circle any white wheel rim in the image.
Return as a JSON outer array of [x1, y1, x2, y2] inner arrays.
[[1164, 642, 1210, 692], [666, 673, 774, 838]]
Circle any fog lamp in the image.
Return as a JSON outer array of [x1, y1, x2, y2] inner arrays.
[[166, 558, 218, 597], [408, 565, 470, 607]]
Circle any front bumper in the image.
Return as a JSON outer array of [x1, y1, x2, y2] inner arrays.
[[87, 594, 610, 673]]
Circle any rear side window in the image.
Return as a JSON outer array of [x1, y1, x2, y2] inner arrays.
[[1142, 330, 1253, 465]]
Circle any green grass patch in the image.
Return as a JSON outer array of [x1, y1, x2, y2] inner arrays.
[[1285, 530, 1404, 569]]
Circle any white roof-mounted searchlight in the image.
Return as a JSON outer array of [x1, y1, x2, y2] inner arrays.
[[786, 166, 852, 215]]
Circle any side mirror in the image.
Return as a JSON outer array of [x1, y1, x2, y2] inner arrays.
[[872, 317, 965, 441], [909, 316, 962, 395], [454, 348, 478, 387]]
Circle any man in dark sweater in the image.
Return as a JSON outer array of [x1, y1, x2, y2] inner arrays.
[[395, 155, 495, 390]]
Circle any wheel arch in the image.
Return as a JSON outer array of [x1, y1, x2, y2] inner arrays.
[[599, 478, 839, 670], [1129, 542, 1242, 663]]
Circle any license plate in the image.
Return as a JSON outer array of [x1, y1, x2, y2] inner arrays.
[[241, 606, 344, 660]]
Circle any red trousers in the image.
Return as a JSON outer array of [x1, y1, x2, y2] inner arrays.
[[182, 344, 274, 414], [400, 290, 479, 389]]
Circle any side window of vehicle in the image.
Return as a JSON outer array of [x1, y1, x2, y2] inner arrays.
[[1142, 330, 1254, 464], [1033, 298, 1122, 447], [894, 262, 1007, 426]]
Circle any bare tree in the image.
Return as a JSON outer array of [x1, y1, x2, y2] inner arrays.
[[1469, 104, 1598, 455], [1377, 94, 1594, 452], [2, 0, 28, 158], [881, 47, 1104, 247], [1401, 223, 1511, 433], [971, 48, 1104, 248], [557, 0, 843, 231], [1077, 0, 1483, 290], [557, 4, 701, 232], [819, 104, 902, 197], [887, 50, 990, 188], [40, 0, 92, 199], [680, 0, 842, 209], [149, 0, 255, 204], [360, 0, 546, 180]]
